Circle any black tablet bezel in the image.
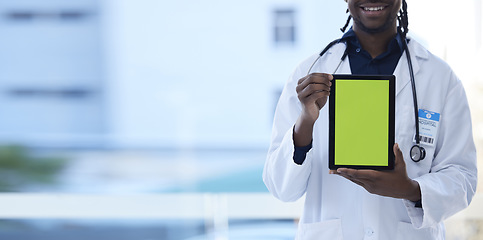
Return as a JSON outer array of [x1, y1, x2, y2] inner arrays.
[[328, 74, 395, 170]]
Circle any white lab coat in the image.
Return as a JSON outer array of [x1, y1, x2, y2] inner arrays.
[[263, 38, 478, 240]]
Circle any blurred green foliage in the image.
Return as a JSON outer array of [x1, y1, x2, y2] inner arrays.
[[0, 145, 66, 192]]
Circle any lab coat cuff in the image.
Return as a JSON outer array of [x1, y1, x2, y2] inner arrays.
[[403, 178, 425, 229], [278, 126, 313, 168], [403, 198, 424, 228]]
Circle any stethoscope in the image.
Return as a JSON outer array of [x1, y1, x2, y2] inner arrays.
[[308, 30, 426, 162]]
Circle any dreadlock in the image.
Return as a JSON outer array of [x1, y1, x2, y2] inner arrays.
[[340, 9, 352, 33], [397, 0, 409, 38], [340, 0, 409, 35]]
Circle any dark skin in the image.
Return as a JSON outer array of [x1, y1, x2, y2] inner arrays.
[[294, 0, 421, 202]]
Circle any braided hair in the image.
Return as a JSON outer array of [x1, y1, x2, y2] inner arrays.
[[397, 0, 409, 39], [340, 0, 409, 36], [340, 9, 352, 33]]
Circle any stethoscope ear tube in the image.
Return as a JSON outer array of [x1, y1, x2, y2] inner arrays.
[[401, 33, 426, 162], [307, 39, 345, 75], [308, 39, 349, 75]]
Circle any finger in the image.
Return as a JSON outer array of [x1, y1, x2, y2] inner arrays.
[[305, 82, 331, 94], [297, 81, 329, 96], [297, 80, 331, 96], [309, 73, 333, 81], [297, 75, 308, 85], [297, 73, 333, 91], [330, 169, 366, 186], [337, 168, 378, 181], [297, 83, 331, 101], [300, 72, 333, 82], [297, 89, 330, 106], [307, 88, 330, 101]]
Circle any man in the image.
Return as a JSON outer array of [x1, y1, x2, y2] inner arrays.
[[263, 0, 478, 239]]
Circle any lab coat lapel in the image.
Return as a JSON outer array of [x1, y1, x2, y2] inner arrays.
[[325, 43, 351, 74], [394, 39, 426, 96], [336, 56, 351, 74]]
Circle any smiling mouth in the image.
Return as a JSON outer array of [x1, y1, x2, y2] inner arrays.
[[362, 6, 387, 11]]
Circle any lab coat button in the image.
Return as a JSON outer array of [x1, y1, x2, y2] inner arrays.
[[365, 228, 374, 236]]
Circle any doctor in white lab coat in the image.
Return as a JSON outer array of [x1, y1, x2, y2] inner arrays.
[[263, 0, 477, 239]]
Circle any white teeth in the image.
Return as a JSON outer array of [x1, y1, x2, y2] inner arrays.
[[364, 6, 385, 11]]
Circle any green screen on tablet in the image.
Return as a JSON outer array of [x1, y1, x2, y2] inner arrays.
[[329, 75, 395, 170]]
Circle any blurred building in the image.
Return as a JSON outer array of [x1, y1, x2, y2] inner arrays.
[[0, 0, 481, 194], [0, 0, 347, 150], [0, 0, 104, 148]]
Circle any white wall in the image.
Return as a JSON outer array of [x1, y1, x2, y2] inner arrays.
[[101, 0, 346, 149], [408, 0, 480, 81]]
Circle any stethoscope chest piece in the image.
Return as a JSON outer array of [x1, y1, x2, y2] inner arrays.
[[410, 145, 426, 162]]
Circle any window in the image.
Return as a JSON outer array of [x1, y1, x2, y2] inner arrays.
[[273, 9, 296, 44], [5, 10, 91, 22]]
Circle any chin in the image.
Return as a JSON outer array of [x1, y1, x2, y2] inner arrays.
[[354, 19, 395, 34]]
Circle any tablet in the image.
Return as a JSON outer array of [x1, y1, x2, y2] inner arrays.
[[328, 74, 395, 170]]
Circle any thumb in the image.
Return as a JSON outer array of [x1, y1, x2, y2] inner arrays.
[[393, 143, 405, 168]]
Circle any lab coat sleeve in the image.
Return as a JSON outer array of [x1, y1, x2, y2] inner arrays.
[[263, 60, 316, 202], [404, 73, 478, 229]]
